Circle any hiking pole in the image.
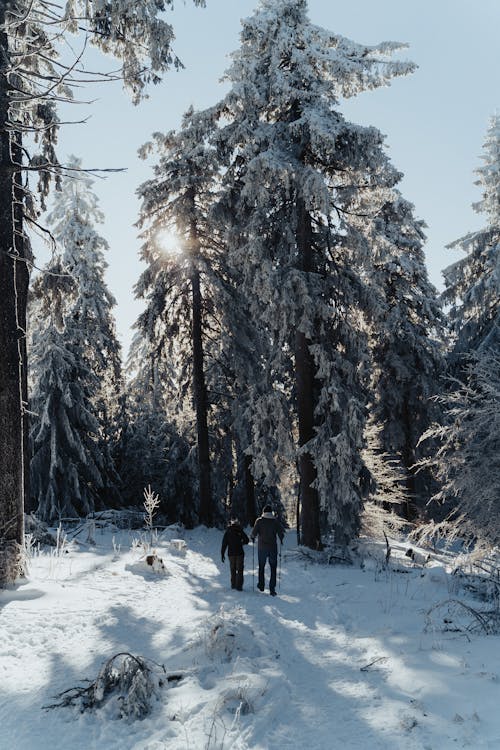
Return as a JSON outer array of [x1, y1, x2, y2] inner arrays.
[[278, 543, 282, 592], [252, 541, 255, 591]]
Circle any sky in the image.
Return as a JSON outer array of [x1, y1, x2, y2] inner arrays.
[[39, 0, 500, 356]]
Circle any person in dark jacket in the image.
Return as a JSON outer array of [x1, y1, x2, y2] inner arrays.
[[221, 519, 249, 591], [251, 505, 284, 596]]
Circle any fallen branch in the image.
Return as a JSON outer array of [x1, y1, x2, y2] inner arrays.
[[360, 656, 388, 672], [43, 652, 180, 719]]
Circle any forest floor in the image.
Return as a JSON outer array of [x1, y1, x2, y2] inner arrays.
[[1, 522, 500, 749]]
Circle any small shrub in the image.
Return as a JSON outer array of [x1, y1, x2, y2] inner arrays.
[[143, 485, 160, 550]]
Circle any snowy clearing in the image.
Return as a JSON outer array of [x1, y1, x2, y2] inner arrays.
[[1, 526, 500, 749]]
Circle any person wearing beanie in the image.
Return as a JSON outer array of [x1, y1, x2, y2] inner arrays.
[[221, 518, 249, 591], [251, 505, 285, 596]]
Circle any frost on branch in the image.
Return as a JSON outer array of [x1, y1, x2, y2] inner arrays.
[[63, 0, 205, 103]]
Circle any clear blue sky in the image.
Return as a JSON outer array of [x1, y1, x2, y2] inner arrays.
[[45, 0, 500, 355]]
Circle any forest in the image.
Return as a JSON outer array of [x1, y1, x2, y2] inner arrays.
[[0, 0, 499, 589]]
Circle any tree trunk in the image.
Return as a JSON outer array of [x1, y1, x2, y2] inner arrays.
[[295, 197, 322, 549], [401, 395, 418, 520], [0, 11, 25, 585], [244, 454, 256, 526], [190, 263, 212, 526], [13, 130, 30, 516]]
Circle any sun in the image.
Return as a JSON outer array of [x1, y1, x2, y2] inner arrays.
[[155, 228, 183, 258]]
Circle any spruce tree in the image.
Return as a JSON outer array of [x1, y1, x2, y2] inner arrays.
[[136, 111, 221, 526], [212, 0, 415, 547], [46, 160, 123, 506], [136, 107, 282, 527], [443, 115, 500, 362], [30, 262, 104, 521], [368, 195, 444, 517], [419, 352, 500, 543], [425, 117, 500, 531]]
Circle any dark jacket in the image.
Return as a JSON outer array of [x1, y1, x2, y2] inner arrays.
[[221, 523, 249, 558], [251, 513, 284, 551]]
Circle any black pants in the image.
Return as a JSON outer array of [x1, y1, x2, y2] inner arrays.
[[229, 554, 244, 590]]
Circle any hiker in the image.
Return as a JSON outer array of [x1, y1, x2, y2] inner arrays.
[[221, 518, 249, 591], [251, 505, 284, 596]]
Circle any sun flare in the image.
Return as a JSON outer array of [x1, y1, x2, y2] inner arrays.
[[155, 228, 183, 258]]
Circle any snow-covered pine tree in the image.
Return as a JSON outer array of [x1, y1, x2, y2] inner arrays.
[[215, 166, 295, 527], [29, 261, 105, 521], [0, 0, 206, 585], [45, 159, 123, 507], [136, 110, 222, 526], [419, 351, 500, 543], [443, 114, 500, 364], [212, 0, 415, 547], [368, 195, 445, 517], [136, 105, 282, 528]]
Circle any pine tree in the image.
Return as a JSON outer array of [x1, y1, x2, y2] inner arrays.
[[136, 102, 289, 527], [29, 261, 104, 521], [46, 159, 123, 506], [212, 0, 415, 547], [0, 0, 205, 584], [425, 118, 500, 532], [368, 195, 444, 517], [443, 115, 500, 362], [136, 110, 227, 526], [419, 351, 500, 543]]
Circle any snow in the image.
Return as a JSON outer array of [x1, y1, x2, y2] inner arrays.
[[1, 526, 500, 749]]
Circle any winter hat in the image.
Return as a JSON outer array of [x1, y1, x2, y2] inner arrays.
[[263, 504, 273, 514]]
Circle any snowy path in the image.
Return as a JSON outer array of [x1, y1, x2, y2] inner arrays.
[[1, 527, 500, 749]]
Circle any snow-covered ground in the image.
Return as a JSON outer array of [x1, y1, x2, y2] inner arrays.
[[1, 524, 500, 750]]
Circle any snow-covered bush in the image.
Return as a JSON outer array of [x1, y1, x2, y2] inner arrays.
[[201, 608, 261, 663], [217, 683, 255, 717], [426, 599, 500, 635]]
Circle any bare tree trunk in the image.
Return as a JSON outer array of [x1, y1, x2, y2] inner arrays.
[[244, 454, 256, 526], [0, 11, 25, 585], [190, 261, 212, 526], [295, 197, 322, 549], [12, 130, 30, 516]]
